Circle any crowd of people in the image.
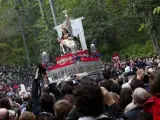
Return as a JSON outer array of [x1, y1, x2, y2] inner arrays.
[[0, 65, 35, 93], [0, 56, 160, 120]]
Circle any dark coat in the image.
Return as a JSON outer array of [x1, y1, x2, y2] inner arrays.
[[29, 79, 55, 115], [66, 103, 126, 120], [29, 79, 42, 116], [125, 106, 142, 120]]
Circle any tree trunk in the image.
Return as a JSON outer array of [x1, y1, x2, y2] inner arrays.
[[14, 0, 30, 67], [97, 0, 105, 21], [149, 30, 157, 52], [38, 0, 49, 29], [146, 11, 160, 53], [148, 27, 160, 53], [152, 30, 160, 53]]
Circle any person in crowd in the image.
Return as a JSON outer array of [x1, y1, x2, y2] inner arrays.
[[122, 71, 136, 89], [136, 69, 144, 80], [102, 70, 121, 95], [0, 108, 9, 120], [130, 79, 145, 92], [21, 92, 31, 113], [101, 87, 126, 119], [0, 97, 11, 110], [36, 112, 56, 120], [125, 88, 150, 120], [8, 110, 18, 120], [136, 58, 147, 69], [1, 56, 160, 120], [68, 80, 125, 120], [143, 70, 160, 120], [42, 86, 50, 94], [143, 66, 154, 92], [73, 81, 109, 120], [60, 83, 73, 104], [142, 74, 150, 92], [118, 88, 132, 111], [11, 101, 21, 117], [117, 77, 123, 87], [102, 69, 111, 80], [99, 80, 112, 92], [29, 68, 55, 116], [15, 97, 23, 106], [54, 100, 72, 120], [19, 111, 36, 120], [137, 112, 152, 120], [125, 63, 131, 73]]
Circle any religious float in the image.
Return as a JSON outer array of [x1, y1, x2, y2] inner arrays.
[[43, 11, 103, 83]]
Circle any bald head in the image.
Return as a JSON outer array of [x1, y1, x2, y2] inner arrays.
[[133, 88, 150, 105], [0, 108, 9, 120]]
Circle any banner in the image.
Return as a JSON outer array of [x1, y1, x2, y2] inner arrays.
[[54, 17, 87, 50]]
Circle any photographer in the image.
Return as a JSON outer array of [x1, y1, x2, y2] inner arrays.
[[29, 64, 62, 116]]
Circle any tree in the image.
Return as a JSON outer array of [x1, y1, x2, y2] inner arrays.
[[130, 0, 160, 53], [0, 0, 159, 66]]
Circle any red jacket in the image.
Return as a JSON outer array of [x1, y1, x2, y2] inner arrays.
[[144, 96, 160, 120]]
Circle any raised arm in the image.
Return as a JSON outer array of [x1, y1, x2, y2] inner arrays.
[[31, 68, 40, 100]]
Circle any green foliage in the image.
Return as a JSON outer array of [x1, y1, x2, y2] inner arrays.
[[138, 23, 146, 32], [130, 0, 160, 52], [153, 6, 160, 15], [120, 40, 154, 58], [0, 0, 159, 65], [0, 43, 26, 65]]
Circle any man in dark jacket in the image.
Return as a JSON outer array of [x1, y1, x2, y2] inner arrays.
[[30, 68, 61, 116]]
